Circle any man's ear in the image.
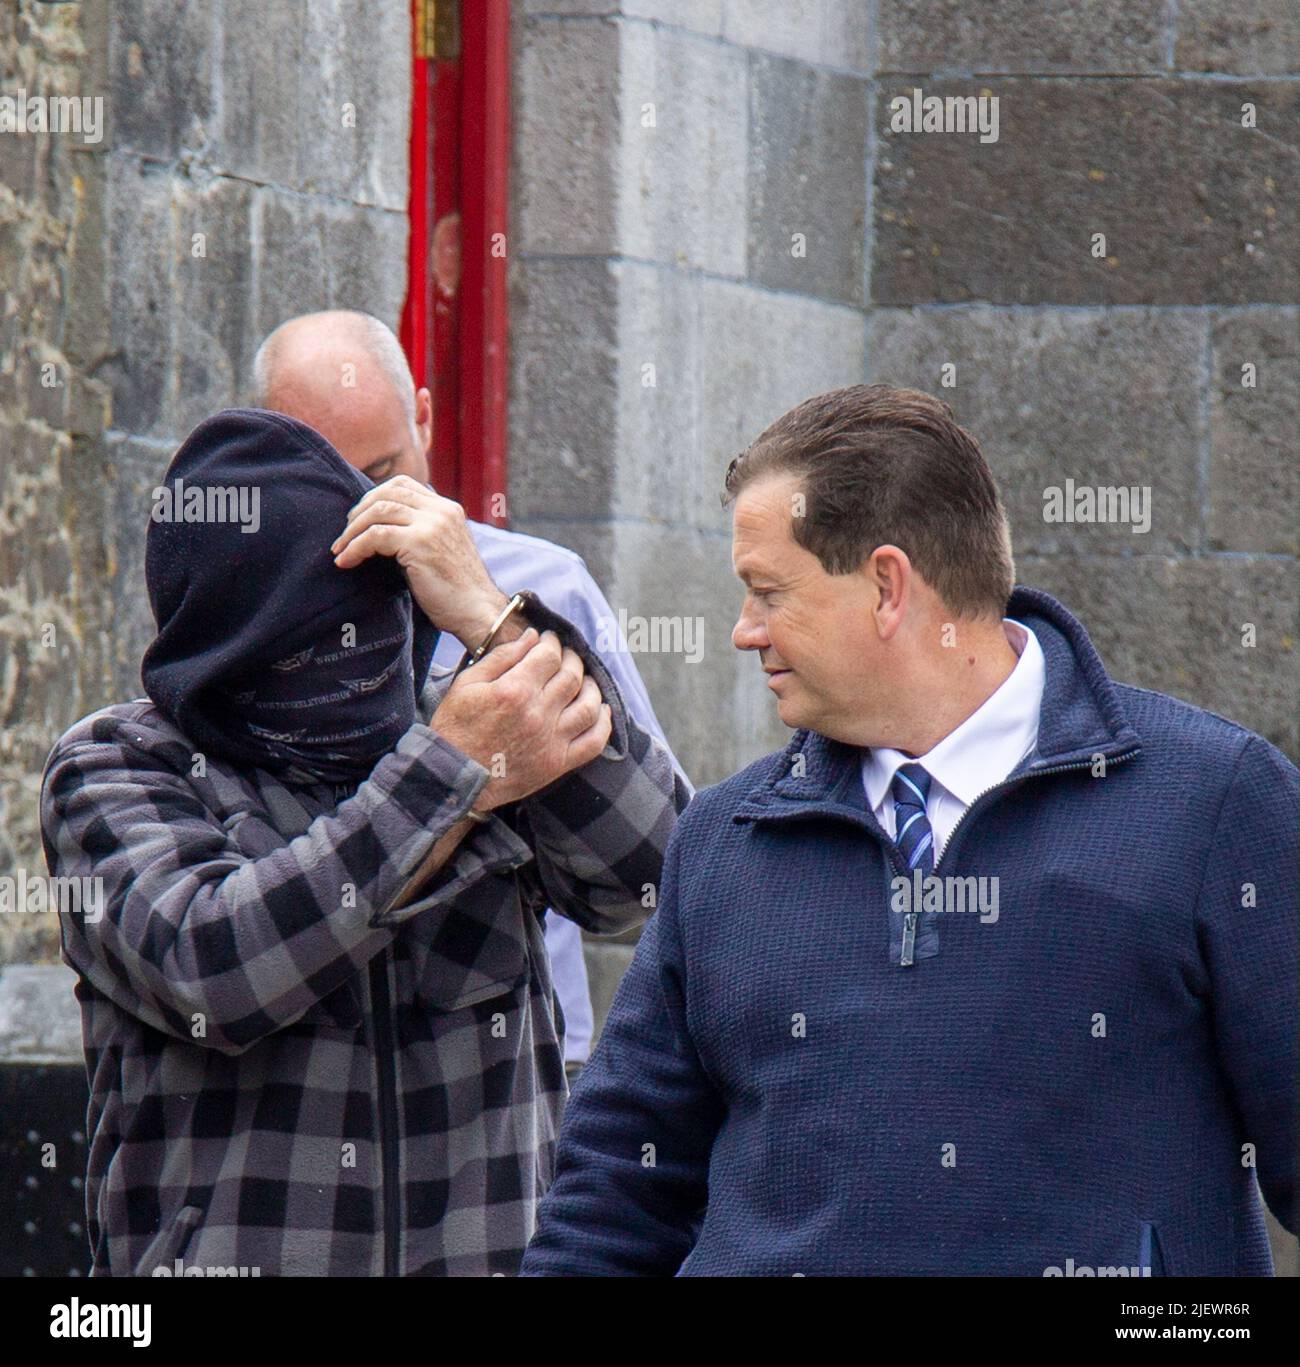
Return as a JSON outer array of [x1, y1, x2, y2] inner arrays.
[[868, 545, 910, 639], [415, 386, 434, 460]]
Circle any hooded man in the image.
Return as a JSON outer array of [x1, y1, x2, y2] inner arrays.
[[247, 309, 693, 1083], [41, 407, 684, 1276]]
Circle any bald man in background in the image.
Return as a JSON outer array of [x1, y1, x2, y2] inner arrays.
[[249, 310, 691, 1078]]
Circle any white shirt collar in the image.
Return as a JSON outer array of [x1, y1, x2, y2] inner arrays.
[[861, 619, 1045, 811]]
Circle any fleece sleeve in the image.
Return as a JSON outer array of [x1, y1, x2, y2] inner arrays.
[[1193, 734, 1299, 1233], [521, 814, 723, 1274], [41, 712, 497, 1054]]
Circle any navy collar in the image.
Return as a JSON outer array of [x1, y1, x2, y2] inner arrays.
[[735, 585, 1142, 821]]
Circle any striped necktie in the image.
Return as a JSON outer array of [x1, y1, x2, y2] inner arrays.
[[890, 762, 934, 966]]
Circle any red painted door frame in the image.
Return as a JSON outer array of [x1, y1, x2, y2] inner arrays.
[[400, 0, 510, 526]]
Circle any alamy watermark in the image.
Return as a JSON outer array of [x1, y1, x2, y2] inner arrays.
[[596, 610, 704, 664], [890, 870, 999, 924], [1044, 1258, 1152, 1277], [1042, 480, 1151, 533], [1, 89, 103, 144], [0, 871, 102, 922], [152, 1258, 261, 1277], [151, 478, 261, 533], [50, 1299, 150, 1347], [889, 86, 999, 144]]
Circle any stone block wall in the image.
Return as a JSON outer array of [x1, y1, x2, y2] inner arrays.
[[870, 3, 1297, 768], [511, 1, 872, 824], [1, 0, 109, 972], [0, 0, 412, 970]]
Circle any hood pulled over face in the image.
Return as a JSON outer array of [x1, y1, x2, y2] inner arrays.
[[142, 407, 439, 783]]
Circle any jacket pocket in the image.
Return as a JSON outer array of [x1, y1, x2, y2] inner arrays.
[[401, 869, 532, 1013], [1138, 1220, 1168, 1276], [135, 1204, 204, 1277]]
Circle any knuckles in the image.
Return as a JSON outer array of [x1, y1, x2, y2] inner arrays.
[[494, 680, 528, 711]]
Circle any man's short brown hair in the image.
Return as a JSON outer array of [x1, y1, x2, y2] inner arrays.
[[723, 384, 1015, 620]]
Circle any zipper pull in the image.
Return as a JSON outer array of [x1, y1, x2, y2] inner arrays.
[[901, 911, 917, 967]]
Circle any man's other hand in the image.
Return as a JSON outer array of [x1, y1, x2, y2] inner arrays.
[[330, 475, 509, 645]]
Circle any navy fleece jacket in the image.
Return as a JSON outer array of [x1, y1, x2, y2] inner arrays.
[[522, 587, 1298, 1276]]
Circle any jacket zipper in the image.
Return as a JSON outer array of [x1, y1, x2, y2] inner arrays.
[[889, 750, 1141, 966], [366, 800, 493, 1273], [323, 774, 414, 1278], [368, 950, 402, 1276]]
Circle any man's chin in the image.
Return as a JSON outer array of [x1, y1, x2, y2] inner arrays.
[[772, 688, 839, 738], [773, 692, 812, 732], [764, 671, 825, 733]]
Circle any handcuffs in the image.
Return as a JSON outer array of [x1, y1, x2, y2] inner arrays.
[[459, 591, 529, 824]]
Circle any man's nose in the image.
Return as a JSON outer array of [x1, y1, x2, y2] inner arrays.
[[732, 604, 768, 652]]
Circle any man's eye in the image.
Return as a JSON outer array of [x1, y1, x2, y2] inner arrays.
[[366, 462, 395, 481]]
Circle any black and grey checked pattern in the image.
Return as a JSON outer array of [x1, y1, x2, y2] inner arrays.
[[40, 605, 685, 1277]]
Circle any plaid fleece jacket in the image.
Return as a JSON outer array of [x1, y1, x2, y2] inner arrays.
[[41, 604, 685, 1277]]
